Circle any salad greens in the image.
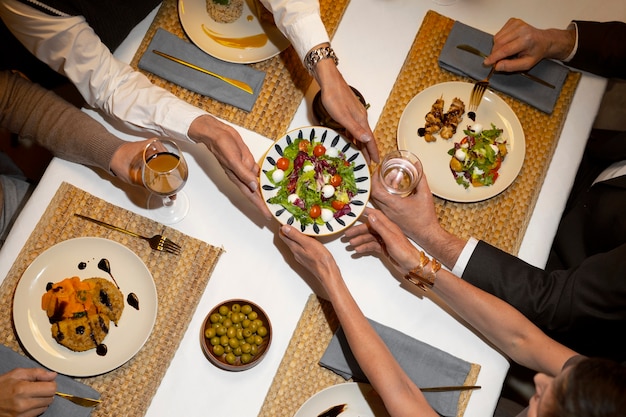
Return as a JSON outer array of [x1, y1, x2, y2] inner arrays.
[[265, 137, 358, 226], [448, 123, 508, 188]]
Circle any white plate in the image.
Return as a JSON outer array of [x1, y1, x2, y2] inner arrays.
[[178, 0, 290, 64], [294, 383, 391, 417], [260, 126, 371, 237], [397, 81, 525, 203], [13, 237, 158, 377]]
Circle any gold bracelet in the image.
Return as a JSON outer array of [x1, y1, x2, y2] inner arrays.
[[403, 252, 440, 290]]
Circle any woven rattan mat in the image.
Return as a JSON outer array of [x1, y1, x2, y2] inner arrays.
[[130, 0, 349, 140], [0, 182, 224, 417], [373, 10, 582, 255], [258, 294, 480, 417]]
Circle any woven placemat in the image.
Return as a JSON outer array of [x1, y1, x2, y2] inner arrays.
[[0, 182, 224, 417], [258, 294, 480, 417], [130, 0, 350, 140], [373, 10, 582, 255]]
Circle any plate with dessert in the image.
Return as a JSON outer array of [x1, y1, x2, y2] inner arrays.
[[397, 81, 525, 203], [13, 237, 158, 377], [178, 0, 290, 64]]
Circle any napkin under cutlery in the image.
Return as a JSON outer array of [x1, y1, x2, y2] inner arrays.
[[0, 344, 100, 417], [319, 319, 474, 417], [138, 28, 266, 112], [439, 21, 571, 114]]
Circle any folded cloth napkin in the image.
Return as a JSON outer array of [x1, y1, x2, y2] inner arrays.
[[319, 319, 473, 417], [0, 344, 100, 417], [138, 28, 266, 112], [439, 20, 571, 114]]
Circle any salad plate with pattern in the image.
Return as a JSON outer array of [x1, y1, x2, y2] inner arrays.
[[397, 81, 525, 203], [260, 126, 371, 236]]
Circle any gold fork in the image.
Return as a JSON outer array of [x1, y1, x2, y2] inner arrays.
[[469, 66, 496, 113], [74, 214, 182, 255], [55, 391, 101, 407]]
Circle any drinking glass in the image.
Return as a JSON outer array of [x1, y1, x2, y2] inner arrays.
[[142, 139, 189, 224], [379, 150, 423, 197]]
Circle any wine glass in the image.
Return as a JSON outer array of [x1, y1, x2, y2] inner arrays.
[[141, 139, 189, 224]]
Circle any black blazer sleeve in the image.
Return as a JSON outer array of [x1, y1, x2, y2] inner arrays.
[[568, 20, 626, 79], [462, 240, 626, 335]]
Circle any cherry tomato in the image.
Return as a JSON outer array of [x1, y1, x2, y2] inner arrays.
[[313, 144, 326, 157], [329, 174, 342, 187], [331, 200, 346, 210], [309, 205, 321, 218], [276, 157, 289, 171], [298, 140, 310, 152]]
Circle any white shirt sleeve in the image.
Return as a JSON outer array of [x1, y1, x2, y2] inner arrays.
[[0, 0, 205, 142], [259, 0, 330, 62], [451, 236, 479, 277]]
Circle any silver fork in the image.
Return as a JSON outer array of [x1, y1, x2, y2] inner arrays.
[[469, 66, 496, 113], [74, 214, 181, 255]]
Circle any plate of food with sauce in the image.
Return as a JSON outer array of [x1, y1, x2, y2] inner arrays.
[[13, 237, 157, 377], [260, 126, 371, 237], [178, 0, 290, 64], [397, 81, 525, 203]]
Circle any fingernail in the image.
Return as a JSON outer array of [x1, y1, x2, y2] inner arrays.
[[248, 180, 258, 191], [282, 225, 291, 234], [360, 133, 371, 143]]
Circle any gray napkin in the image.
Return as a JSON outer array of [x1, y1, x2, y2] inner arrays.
[[138, 28, 266, 112], [439, 21, 570, 114], [0, 344, 100, 417], [319, 319, 472, 417]]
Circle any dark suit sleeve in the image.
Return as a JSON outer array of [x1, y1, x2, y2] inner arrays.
[[568, 21, 626, 79], [462, 240, 626, 334]]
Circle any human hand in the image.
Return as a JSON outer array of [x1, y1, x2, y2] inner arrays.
[[314, 59, 380, 163], [366, 162, 441, 248], [345, 207, 421, 274], [0, 368, 56, 417], [110, 138, 157, 186], [278, 224, 342, 286], [483, 18, 576, 72], [188, 115, 272, 219]]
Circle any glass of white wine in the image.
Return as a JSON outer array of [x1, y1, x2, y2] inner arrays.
[[142, 139, 189, 224]]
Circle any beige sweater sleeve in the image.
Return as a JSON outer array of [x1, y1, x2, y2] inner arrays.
[[0, 70, 124, 173]]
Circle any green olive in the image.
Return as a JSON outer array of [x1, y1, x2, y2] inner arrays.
[[213, 345, 224, 356], [225, 352, 236, 364], [241, 304, 252, 315], [205, 327, 217, 339], [219, 305, 229, 315]]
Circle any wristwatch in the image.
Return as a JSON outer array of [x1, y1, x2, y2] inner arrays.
[[304, 46, 338, 74]]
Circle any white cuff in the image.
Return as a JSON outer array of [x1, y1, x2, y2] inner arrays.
[[451, 237, 479, 277], [562, 22, 579, 63]]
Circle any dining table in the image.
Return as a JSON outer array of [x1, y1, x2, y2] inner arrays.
[[1, 0, 625, 416]]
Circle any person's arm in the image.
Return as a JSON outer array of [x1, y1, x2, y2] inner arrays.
[[349, 207, 577, 376], [0, 368, 56, 417], [279, 224, 438, 417], [260, 0, 379, 162], [567, 20, 626, 79], [346, 165, 467, 269]]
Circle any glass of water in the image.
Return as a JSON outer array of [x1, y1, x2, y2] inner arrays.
[[379, 150, 423, 197]]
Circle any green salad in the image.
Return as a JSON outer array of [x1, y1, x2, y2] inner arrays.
[[448, 123, 508, 188], [265, 137, 358, 226]]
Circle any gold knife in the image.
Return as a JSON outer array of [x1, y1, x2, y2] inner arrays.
[[420, 385, 481, 392], [456, 44, 555, 89], [152, 50, 254, 94], [55, 391, 102, 407]]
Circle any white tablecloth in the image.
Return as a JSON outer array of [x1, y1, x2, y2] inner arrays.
[[2, 1, 624, 416]]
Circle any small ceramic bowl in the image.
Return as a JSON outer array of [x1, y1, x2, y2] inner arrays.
[[312, 86, 368, 132], [200, 299, 272, 371]]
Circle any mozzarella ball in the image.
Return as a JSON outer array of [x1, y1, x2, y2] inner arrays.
[[271, 169, 285, 182], [321, 208, 334, 223], [321, 184, 335, 199]]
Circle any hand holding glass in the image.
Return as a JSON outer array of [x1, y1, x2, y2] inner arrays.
[[379, 150, 423, 197], [142, 139, 189, 224]]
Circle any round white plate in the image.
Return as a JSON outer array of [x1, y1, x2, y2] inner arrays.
[[13, 237, 158, 377], [397, 81, 525, 203], [294, 383, 391, 417], [260, 126, 371, 237], [178, 0, 290, 64]]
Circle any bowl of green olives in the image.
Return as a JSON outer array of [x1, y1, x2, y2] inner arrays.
[[200, 299, 272, 371]]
